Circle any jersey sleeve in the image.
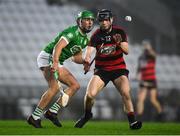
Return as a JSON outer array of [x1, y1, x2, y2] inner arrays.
[[61, 29, 75, 44], [89, 29, 100, 47], [114, 26, 128, 43], [89, 35, 96, 47], [119, 29, 128, 42]]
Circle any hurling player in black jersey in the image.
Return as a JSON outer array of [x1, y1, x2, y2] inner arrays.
[[75, 9, 142, 130]]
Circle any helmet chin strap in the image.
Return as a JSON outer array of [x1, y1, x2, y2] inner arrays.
[[80, 27, 92, 33]]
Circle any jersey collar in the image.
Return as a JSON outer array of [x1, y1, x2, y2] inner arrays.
[[78, 27, 86, 36]]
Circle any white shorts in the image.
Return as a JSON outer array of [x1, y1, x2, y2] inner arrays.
[[37, 51, 62, 68]]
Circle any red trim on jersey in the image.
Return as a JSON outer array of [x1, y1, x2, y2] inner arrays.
[[142, 69, 156, 75], [93, 28, 100, 35], [112, 26, 125, 31], [142, 75, 156, 81], [102, 65, 127, 71], [90, 26, 128, 71], [144, 62, 155, 69], [140, 57, 156, 81], [95, 57, 124, 66]]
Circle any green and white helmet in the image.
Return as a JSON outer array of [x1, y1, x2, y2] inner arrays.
[[76, 10, 95, 33], [77, 10, 95, 20]]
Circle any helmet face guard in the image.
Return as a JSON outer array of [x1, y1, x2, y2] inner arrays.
[[76, 10, 95, 33], [97, 9, 113, 22], [97, 9, 113, 32]]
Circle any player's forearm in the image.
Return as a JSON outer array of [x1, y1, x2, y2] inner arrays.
[[53, 46, 63, 63], [53, 50, 61, 63], [53, 38, 67, 63], [84, 46, 94, 63]]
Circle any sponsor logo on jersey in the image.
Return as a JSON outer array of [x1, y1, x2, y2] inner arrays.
[[70, 45, 82, 55], [100, 45, 116, 55]]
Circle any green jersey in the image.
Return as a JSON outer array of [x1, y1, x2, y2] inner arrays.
[[43, 25, 89, 64]]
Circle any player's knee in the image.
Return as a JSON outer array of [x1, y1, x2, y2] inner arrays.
[[87, 91, 97, 99]]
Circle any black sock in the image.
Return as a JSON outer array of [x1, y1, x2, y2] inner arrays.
[[127, 112, 136, 124], [85, 109, 92, 116]]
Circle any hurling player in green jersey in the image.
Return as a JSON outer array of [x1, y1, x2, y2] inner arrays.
[[27, 10, 95, 128]]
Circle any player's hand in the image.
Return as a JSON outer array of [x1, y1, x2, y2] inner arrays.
[[51, 62, 59, 73], [113, 33, 122, 44], [83, 60, 90, 74]]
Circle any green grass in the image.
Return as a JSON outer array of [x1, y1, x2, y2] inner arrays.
[[0, 120, 180, 135]]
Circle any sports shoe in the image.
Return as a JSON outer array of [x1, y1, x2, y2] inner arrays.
[[27, 115, 42, 128], [130, 121, 142, 130], [155, 113, 164, 122], [74, 112, 93, 128], [44, 110, 62, 127]]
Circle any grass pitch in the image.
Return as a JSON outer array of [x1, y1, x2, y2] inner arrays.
[[0, 120, 180, 135]]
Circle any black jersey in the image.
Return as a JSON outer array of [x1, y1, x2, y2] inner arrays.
[[89, 26, 128, 71]]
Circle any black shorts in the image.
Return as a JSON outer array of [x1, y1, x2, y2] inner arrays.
[[139, 80, 157, 89], [94, 69, 129, 86]]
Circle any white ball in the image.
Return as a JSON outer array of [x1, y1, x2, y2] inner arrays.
[[125, 16, 132, 22]]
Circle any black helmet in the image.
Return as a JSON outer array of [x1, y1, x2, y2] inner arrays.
[[97, 9, 113, 22]]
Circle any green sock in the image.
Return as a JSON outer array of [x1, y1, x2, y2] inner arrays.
[[32, 107, 43, 120], [49, 102, 61, 114]]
